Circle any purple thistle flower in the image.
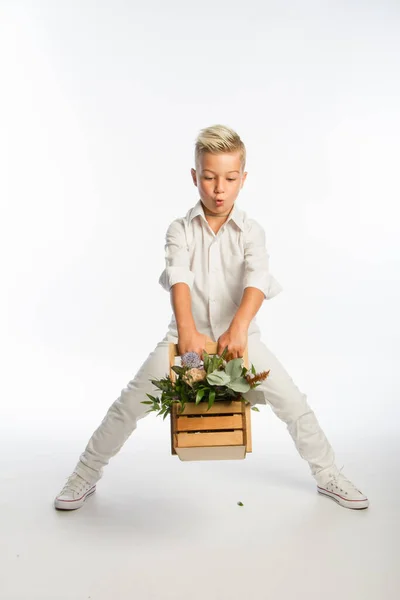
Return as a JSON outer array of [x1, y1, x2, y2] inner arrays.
[[181, 351, 203, 368]]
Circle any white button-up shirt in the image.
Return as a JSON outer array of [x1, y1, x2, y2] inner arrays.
[[159, 199, 283, 340]]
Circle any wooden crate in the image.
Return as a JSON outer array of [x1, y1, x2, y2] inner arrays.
[[169, 341, 252, 461]]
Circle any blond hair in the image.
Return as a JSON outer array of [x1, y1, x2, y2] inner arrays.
[[194, 124, 246, 171]]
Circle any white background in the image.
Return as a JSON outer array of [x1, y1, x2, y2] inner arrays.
[[1, 0, 399, 435], [1, 2, 399, 599]]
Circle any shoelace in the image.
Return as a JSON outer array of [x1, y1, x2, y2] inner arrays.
[[327, 464, 362, 495], [62, 473, 92, 495]]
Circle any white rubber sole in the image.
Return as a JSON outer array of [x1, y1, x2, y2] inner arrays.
[[317, 486, 369, 510], [54, 485, 97, 511]]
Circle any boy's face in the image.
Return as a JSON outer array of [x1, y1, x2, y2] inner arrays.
[[191, 151, 247, 217]]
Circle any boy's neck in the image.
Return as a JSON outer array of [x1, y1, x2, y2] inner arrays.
[[203, 212, 231, 217]]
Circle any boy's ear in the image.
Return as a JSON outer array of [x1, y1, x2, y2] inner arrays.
[[191, 168, 197, 186]]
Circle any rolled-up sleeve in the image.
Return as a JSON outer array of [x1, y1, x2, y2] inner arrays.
[[158, 219, 195, 293], [243, 219, 283, 300]]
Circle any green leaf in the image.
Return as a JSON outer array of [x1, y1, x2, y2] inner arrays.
[[237, 501, 244, 506], [149, 381, 165, 391], [145, 394, 158, 402], [208, 389, 216, 410], [251, 406, 260, 412], [251, 363, 256, 375], [206, 370, 230, 386], [225, 358, 244, 380], [212, 355, 220, 372], [141, 400, 154, 405], [226, 379, 250, 393], [195, 389, 205, 405], [181, 385, 188, 403], [171, 365, 185, 376], [220, 345, 229, 359]]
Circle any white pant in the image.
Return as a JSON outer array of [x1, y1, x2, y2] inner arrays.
[[74, 329, 339, 487]]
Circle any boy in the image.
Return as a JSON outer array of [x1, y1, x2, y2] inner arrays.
[[54, 124, 369, 511]]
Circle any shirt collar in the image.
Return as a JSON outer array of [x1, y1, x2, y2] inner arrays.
[[188, 199, 245, 232]]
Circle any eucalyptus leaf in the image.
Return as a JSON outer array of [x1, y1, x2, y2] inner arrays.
[[226, 379, 251, 393], [207, 371, 230, 386], [225, 358, 243, 380]]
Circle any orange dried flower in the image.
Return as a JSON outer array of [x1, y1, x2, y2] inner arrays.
[[245, 369, 271, 387]]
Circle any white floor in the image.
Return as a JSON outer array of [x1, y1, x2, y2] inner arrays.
[[1, 411, 399, 600]]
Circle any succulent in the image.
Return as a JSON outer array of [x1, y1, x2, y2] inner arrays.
[[182, 367, 207, 387]]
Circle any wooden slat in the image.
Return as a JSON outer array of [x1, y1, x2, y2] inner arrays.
[[176, 414, 243, 432], [176, 445, 246, 461], [176, 400, 244, 415], [175, 430, 243, 448], [169, 341, 220, 359], [169, 342, 249, 370], [169, 344, 178, 455], [244, 403, 252, 452]]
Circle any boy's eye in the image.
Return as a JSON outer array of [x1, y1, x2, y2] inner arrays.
[[203, 177, 237, 181]]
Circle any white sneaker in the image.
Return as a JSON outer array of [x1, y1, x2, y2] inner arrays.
[[317, 466, 369, 510], [54, 472, 96, 510]]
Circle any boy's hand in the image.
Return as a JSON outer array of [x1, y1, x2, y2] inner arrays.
[[177, 330, 214, 361], [217, 325, 248, 361]]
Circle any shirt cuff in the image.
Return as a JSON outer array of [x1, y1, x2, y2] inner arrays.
[[158, 267, 195, 293], [243, 273, 283, 300]]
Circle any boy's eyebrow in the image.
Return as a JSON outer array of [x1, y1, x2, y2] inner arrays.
[[202, 169, 240, 174]]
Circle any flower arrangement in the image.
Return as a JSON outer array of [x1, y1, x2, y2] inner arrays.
[[141, 345, 270, 419]]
